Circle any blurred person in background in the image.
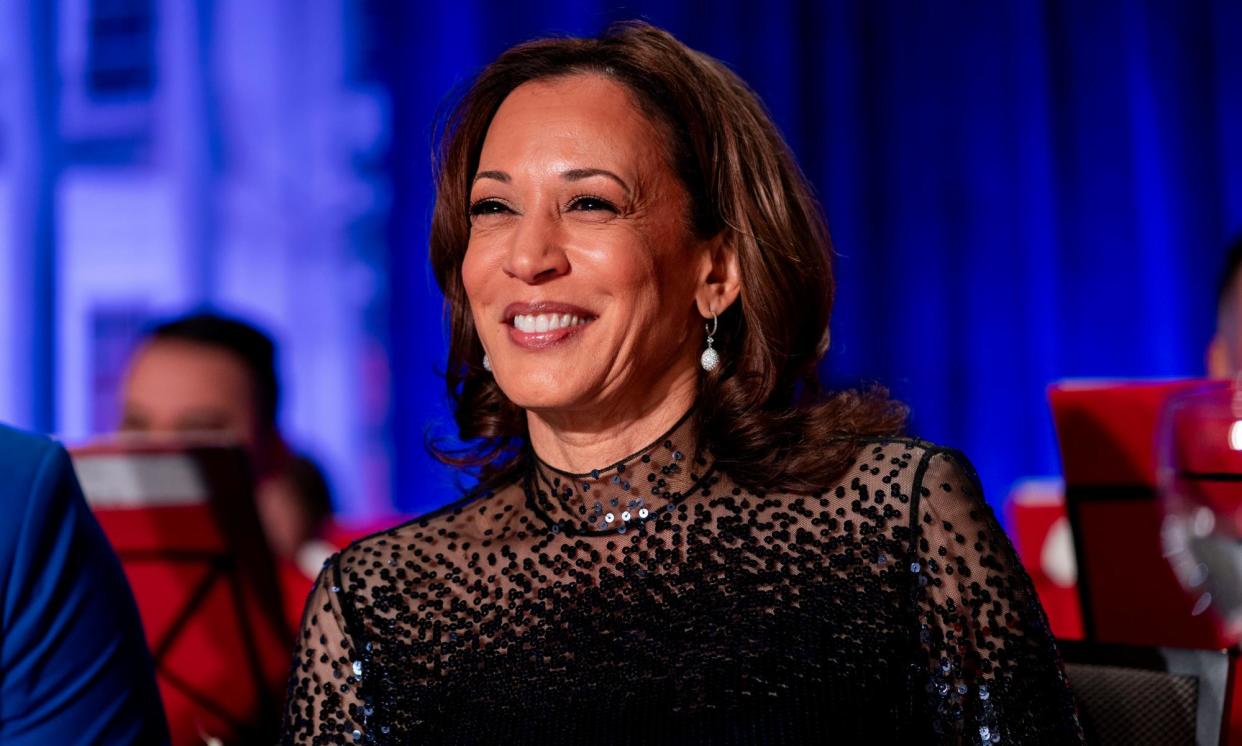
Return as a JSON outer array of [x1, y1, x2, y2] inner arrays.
[[0, 424, 169, 744], [118, 312, 337, 603], [1208, 235, 1242, 378]]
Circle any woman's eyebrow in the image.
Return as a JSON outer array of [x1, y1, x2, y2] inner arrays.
[[471, 167, 631, 195], [562, 168, 630, 195], [473, 170, 510, 184]]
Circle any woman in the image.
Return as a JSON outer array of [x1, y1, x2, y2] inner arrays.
[[282, 22, 1082, 744]]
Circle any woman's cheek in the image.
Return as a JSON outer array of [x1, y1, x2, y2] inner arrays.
[[577, 243, 651, 294], [461, 243, 493, 304]]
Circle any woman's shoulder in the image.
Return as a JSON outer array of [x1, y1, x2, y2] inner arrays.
[[834, 435, 1007, 569], [839, 434, 978, 479], [331, 482, 527, 570], [831, 435, 987, 513]]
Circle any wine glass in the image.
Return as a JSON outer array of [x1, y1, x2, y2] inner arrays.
[[1158, 378, 1242, 641]]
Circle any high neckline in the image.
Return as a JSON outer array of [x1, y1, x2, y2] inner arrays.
[[523, 408, 715, 536]]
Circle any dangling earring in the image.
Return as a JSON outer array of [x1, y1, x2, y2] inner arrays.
[[700, 312, 719, 372], [482, 353, 492, 372]]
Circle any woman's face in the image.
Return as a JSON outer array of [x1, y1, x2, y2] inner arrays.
[[462, 74, 714, 419]]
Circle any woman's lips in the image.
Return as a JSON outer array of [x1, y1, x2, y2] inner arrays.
[[502, 302, 596, 350], [506, 322, 589, 349]]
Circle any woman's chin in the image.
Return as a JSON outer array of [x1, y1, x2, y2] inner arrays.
[[493, 371, 600, 413]]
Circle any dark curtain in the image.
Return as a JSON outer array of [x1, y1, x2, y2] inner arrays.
[[380, 0, 1242, 514]]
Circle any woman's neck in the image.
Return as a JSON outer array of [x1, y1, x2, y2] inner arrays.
[[525, 369, 698, 474]]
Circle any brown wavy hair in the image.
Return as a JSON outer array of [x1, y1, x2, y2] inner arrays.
[[429, 21, 906, 493]]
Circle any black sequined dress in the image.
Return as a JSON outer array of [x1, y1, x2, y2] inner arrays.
[[282, 412, 1082, 744]]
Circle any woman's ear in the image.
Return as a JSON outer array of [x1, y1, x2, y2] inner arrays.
[[695, 233, 741, 318]]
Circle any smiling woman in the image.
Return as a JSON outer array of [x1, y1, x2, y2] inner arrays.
[[461, 73, 723, 462], [281, 22, 1084, 745], [429, 24, 911, 490]]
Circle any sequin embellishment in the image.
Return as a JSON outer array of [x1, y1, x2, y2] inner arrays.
[[280, 420, 1083, 744]]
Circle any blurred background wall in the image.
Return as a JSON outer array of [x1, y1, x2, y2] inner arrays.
[[1, 0, 1240, 518]]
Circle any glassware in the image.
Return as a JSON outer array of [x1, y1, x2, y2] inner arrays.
[[1159, 378, 1242, 641]]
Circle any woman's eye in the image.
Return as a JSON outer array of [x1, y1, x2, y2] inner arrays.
[[568, 196, 618, 213], [469, 199, 512, 218]]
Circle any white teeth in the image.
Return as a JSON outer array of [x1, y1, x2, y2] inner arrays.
[[512, 313, 590, 333]]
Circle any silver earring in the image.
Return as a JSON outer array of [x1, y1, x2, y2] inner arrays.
[[482, 353, 492, 372], [700, 313, 719, 372]]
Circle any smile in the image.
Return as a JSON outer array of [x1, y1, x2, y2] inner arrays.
[[503, 302, 596, 350], [512, 313, 590, 333]]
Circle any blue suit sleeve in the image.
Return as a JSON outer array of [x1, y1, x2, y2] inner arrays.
[[0, 438, 170, 744]]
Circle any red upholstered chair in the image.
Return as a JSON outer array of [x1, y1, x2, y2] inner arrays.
[[71, 440, 292, 746], [1049, 380, 1227, 649], [1050, 379, 1242, 742], [1007, 477, 1084, 640]]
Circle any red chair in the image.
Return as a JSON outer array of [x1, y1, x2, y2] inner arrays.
[[71, 440, 292, 746], [1006, 477, 1084, 640], [1049, 379, 1224, 648], [1050, 379, 1242, 742]]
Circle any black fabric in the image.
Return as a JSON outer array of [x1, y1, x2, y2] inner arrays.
[[281, 416, 1083, 744], [1066, 663, 1198, 746]]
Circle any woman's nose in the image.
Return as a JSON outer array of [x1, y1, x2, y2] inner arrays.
[[502, 212, 570, 284]]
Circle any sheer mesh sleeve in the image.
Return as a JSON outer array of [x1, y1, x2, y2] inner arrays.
[[909, 448, 1083, 744], [281, 555, 367, 745]]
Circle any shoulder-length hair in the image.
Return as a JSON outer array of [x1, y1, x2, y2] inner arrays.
[[430, 21, 906, 493]]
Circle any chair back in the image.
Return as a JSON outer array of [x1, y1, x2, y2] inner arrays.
[[72, 439, 292, 746], [1049, 380, 1232, 648], [1059, 640, 1232, 746]]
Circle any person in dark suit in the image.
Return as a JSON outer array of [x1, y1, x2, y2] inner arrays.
[[0, 424, 168, 744]]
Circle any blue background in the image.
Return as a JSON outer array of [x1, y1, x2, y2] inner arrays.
[[3, 0, 1241, 517]]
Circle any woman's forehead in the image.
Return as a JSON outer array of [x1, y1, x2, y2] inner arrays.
[[477, 74, 668, 174]]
